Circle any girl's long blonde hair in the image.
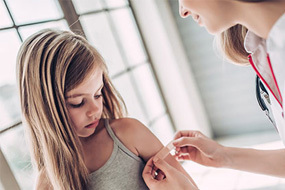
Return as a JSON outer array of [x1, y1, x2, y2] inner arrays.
[[16, 29, 126, 190]]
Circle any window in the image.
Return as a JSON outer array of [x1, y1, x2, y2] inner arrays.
[[0, 0, 175, 189]]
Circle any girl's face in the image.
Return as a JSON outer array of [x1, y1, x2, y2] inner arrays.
[[179, 0, 236, 34], [65, 68, 104, 138]]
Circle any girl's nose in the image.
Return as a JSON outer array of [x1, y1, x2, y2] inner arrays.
[[179, 5, 190, 18], [86, 102, 99, 117]]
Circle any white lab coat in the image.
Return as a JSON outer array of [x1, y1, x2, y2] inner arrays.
[[244, 13, 285, 145]]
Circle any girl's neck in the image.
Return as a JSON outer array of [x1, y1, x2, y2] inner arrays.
[[237, 1, 285, 39]]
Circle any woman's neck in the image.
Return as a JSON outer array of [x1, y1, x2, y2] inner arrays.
[[238, 1, 285, 39]]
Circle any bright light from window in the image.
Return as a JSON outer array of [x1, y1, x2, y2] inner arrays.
[[110, 8, 147, 66], [19, 20, 69, 41], [132, 64, 165, 120], [112, 73, 148, 125], [104, 0, 128, 8], [72, 0, 103, 14], [0, 0, 13, 28], [0, 29, 21, 86], [6, 0, 63, 25], [80, 12, 126, 77]]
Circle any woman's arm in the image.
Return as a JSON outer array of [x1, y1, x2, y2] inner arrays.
[[224, 147, 285, 177], [173, 130, 285, 177], [111, 118, 197, 186]]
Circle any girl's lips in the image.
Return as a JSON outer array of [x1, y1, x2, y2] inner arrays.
[[85, 120, 99, 129]]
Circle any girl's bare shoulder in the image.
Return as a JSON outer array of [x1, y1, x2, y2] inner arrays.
[[109, 118, 163, 161], [109, 118, 149, 141], [109, 118, 143, 131]]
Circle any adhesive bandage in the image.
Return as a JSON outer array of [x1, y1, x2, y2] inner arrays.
[[153, 141, 175, 161]]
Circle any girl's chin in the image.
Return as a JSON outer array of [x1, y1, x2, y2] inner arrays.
[[78, 128, 96, 138]]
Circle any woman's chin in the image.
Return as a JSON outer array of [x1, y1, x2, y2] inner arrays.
[[204, 24, 226, 35], [206, 27, 223, 35]]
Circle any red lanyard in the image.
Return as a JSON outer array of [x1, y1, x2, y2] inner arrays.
[[248, 54, 283, 108]]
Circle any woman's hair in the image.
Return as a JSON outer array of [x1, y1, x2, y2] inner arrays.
[[217, 24, 249, 65], [217, 0, 268, 65], [16, 29, 126, 190]]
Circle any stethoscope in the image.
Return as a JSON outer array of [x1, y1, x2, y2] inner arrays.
[[255, 75, 277, 130]]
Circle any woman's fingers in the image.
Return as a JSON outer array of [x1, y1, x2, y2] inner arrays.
[[143, 157, 157, 182], [174, 130, 193, 139], [155, 170, 165, 180], [143, 157, 199, 190], [153, 158, 173, 177], [173, 137, 200, 149], [174, 130, 203, 140], [142, 157, 166, 182], [176, 154, 191, 161], [180, 146, 195, 153]]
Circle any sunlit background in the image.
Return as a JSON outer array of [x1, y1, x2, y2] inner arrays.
[[0, 0, 284, 189]]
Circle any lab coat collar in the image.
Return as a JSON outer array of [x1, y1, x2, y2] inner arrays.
[[244, 30, 265, 54]]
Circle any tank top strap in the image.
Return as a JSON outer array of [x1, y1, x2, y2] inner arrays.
[[104, 119, 142, 162]]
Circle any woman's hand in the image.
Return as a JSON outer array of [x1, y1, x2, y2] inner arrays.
[[173, 130, 229, 168], [143, 157, 198, 190], [174, 130, 285, 177]]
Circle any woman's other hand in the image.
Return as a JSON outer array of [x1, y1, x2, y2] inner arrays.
[[173, 130, 229, 168], [142, 157, 198, 190]]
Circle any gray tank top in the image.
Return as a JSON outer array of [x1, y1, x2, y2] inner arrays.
[[87, 119, 149, 190]]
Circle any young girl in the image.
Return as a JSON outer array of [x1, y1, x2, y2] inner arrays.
[[16, 29, 195, 190], [143, 0, 285, 189]]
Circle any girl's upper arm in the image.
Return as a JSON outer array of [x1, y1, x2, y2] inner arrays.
[[112, 118, 196, 184], [111, 118, 164, 161]]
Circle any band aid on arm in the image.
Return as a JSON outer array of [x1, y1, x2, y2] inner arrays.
[[153, 141, 175, 162]]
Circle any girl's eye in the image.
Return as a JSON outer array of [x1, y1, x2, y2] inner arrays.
[[95, 94, 102, 99], [69, 101, 84, 108]]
